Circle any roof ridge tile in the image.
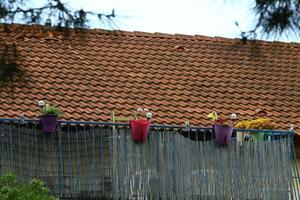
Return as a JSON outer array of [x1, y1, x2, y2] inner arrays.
[[195, 34, 215, 41], [155, 32, 174, 38], [272, 40, 291, 47], [134, 31, 154, 37], [290, 42, 300, 48], [215, 36, 234, 43], [3, 23, 299, 47], [175, 33, 195, 40], [93, 28, 111, 35], [113, 30, 135, 36]]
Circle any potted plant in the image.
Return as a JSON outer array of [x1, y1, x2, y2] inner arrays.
[[235, 117, 275, 142], [129, 108, 152, 142], [207, 111, 235, 145], [39, 101, 62, 133]]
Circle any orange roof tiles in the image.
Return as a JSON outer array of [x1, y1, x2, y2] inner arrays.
[[0, 24, 300, 132]]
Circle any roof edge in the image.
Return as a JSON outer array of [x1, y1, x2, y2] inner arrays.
[[1, 23, 300, 47]]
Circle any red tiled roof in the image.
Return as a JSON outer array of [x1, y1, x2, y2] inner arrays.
[[0, 24, 300, 132]]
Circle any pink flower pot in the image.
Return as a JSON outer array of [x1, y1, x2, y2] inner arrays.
[[214, 124, 233, 145], [40, 115, 58, 133], [129, 120, 150, 142]]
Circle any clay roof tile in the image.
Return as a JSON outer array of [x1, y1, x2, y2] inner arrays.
[[0, 23, 299, 134]]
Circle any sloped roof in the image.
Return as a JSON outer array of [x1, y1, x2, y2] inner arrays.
[[0, 24, 299, 131]]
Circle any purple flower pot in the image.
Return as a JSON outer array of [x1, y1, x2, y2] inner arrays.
[[40, 115, 58, 133], [214, 124, 233, 145]]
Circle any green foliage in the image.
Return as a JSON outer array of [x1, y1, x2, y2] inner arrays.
[[0, 0, 115, 28], [0, 173, 58, 200], [41, 105, 62, 116], [254, 0, 296, 36], [235, 0, 300, 39]]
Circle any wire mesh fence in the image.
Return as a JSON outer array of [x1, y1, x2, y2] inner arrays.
[[0, 118, 299, 199]]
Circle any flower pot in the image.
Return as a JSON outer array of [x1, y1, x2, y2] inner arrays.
[[214, 124, 233, 145], [40, 115, 58, 133], [129, 120, 150, 142]]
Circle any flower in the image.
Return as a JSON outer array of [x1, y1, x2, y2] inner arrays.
[[40, 103, 62, 116], [230, 113, 237, 120], [207, 111, 218, 121], [137, 108, 144, 112], [235, 117, 275, 130], [137, 108, 152, 120], [38, 100, 45, 107], [146, 112, 153, 119], [207, 112, 236, 127]]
